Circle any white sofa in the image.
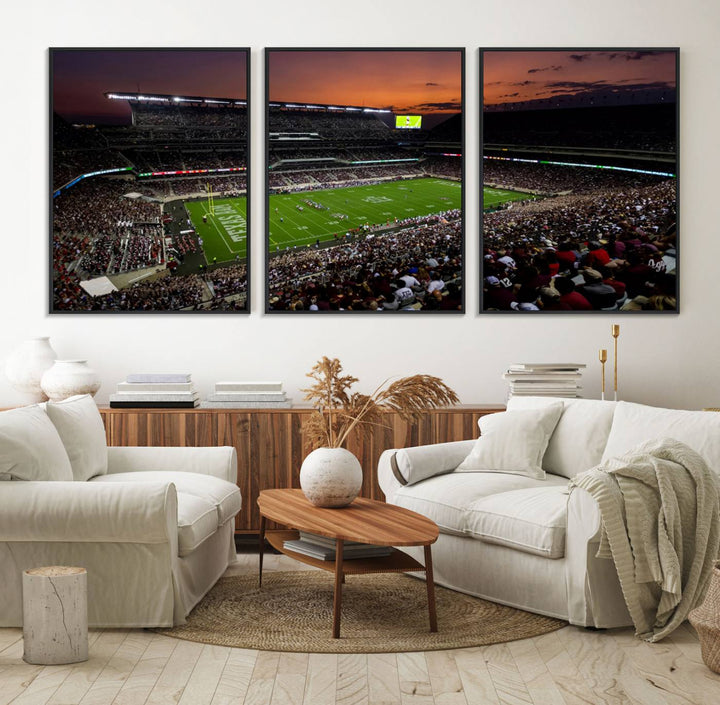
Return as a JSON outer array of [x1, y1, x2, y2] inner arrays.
[[0, 395, 241, 628], [378, 397, 720, 628]]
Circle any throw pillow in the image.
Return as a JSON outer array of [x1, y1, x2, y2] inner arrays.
[[0, 405, 73, 481], [45, 394, 108, 481], [456, 404, 564, 479], [508, 396, 616, 478], [392, 439, 476, 485]]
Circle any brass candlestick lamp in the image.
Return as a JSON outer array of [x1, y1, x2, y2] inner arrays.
[[611, 324, 620, 401], [599, 349, 608, 401]]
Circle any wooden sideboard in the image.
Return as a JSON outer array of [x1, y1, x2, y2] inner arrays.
[[99, 405, 504, 533]]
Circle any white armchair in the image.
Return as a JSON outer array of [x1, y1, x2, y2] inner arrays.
[[0, 398, 241, 628]]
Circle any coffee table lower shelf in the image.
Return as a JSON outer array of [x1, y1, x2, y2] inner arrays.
[[260, 529, 437, 638], [265, 530, 425, 574]]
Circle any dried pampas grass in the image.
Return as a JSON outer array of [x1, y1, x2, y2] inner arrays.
[[302, 356, 458, 449]]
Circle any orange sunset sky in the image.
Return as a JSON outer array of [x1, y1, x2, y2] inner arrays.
[[484, 50, 677, 109], [268, 50, 462, 114]]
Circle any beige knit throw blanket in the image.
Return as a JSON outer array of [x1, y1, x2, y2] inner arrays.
[[570, 438, 720, 642]]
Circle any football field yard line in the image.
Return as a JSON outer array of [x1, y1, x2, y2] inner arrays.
[[185, 197, 248, 263], [271, 206, 316, 244], [199, 202, 235, 261]]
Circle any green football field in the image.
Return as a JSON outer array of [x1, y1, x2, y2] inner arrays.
[[185, 197, 247, 263], [483, 186, 535, 210], [183, 182, 530, 262], [268, 177, 461, 251]]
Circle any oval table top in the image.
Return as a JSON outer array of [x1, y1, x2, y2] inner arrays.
[[257, 489, 438, 546]]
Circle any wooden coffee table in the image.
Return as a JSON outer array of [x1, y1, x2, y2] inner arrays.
[[257, 488, 439, 639]]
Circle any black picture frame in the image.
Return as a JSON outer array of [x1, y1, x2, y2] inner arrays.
[[265, 47, 465, 314], [480, 48, 679, 314], [50, 47, 251, 314]]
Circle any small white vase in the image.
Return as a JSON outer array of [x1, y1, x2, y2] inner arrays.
[[40, 360, 101, 402], [4, 337, 58, 402], [300, 447, 363, 508]]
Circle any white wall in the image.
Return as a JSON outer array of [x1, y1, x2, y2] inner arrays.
[[1, 0, 718, 409]]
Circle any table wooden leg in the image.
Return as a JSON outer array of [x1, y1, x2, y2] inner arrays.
[[258, 516, 266, 588], [332, 539, 344, 639], [424, 544, 438, 633]]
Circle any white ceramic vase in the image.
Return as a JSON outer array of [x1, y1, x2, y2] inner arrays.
[[299, 447, 363, 508], [4, 337, 58, 402], [40, 360, 101, 402]]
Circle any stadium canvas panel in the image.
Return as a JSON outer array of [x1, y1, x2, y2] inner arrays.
[[481, 49, 678, 314], [51, 48, 250, 313], [266, 48, 464, 313]]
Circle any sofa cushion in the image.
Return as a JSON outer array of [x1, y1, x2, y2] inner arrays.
[[176, 492, 219, 556], [91, 471, 241, 525], [601, 402, 720, 477], [45, 395, 108, 481], [393, 471, 568, 536], [466, 486, 570, 558], [456, 404, 563, 479], [0, 405, 73, 481], [508, 396, 616, 478], [392, 440, 476, 486]]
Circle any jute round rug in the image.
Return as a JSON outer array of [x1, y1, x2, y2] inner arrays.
[[155, 571, 565, 653]]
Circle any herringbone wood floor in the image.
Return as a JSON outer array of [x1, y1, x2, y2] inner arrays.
[[0, 553, 718, 705]]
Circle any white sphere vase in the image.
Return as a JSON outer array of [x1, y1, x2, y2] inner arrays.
[[40, 360, 101, 402], [4, 337, 58, 402], [300, 447, 363, 508]]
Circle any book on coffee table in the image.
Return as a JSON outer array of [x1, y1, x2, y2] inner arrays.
[[298, 531, 364, 548], [283, 538, 393, 561]]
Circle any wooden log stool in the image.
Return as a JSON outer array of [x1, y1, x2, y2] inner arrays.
[[22, 566, 88, 665]]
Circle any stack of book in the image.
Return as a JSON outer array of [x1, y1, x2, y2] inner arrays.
[[283, 531, 393, 561], [503, 363, 586, 399], [200, 381, 292, 408], [109, 373, 199, 408]]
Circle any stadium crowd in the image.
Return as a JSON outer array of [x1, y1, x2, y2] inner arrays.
[[267, 211, 462, 311], [133, 104, 247, 131], [269, 110, 391, 141], [482, 177, 677, 311], [269, 165, 432, 192], [125, 148, 245, 173], [483, 160, 670, 196], [206, 264, 248, 300], [54, 261, 248, 312], [53, 180, 165, 277]]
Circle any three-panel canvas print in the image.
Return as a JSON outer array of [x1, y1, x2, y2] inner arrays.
[[49, 47, 678, 314]]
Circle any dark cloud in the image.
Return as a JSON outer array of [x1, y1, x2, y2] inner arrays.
[[407, 99, 462, 111], [545, 80, 608, 90], [527, 65, 562, 74], [598, 50, 668, 62], [624, 50, 666, 61], [509, 80, 536, 86], [535, 80, 676, 101], [569, 54, 591, 62], [425, 82, 440, 86], [545, 79, 674, 94], [499, 92, 520, 98]]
